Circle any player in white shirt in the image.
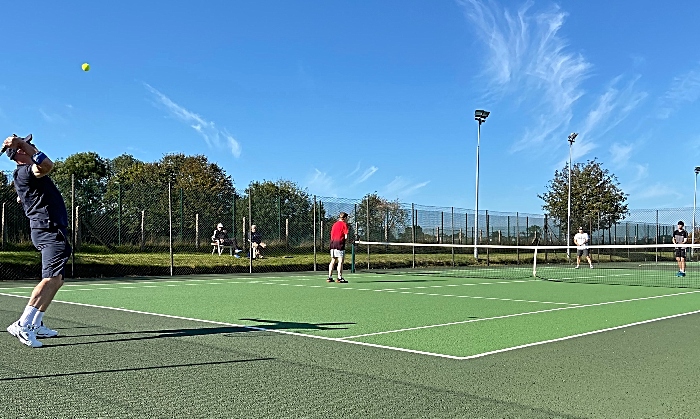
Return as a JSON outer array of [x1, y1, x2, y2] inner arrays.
[[573, 226, 593, 269]]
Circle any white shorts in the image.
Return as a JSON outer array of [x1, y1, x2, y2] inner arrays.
[[330, 249, 345, 259]]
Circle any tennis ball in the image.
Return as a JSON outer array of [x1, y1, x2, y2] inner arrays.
[[82, 63, 90, 72]]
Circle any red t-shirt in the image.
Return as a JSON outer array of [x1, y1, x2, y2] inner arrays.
[[330, 220, 349, 250]]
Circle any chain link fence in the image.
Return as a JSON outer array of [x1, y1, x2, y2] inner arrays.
[[1, 170, 698, 280]]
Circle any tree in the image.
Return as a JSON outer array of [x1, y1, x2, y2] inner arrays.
[[107, 153, 235, 246], [355, 193, 409, 242], [245, 179, 314, 245], [51, 152, 110, 215], [539, 159, 628, 239]]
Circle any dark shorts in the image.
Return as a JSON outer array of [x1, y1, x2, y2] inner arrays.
[[577, 248, 589, 257], [31, 227, 72, 279], [675, 248, 687, 259]]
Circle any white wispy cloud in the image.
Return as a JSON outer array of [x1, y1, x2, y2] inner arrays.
[[609, 143, 633, 166], [629, 182, 682, 200], [658, 65, 700, 119], [383, 176, 430, 199], [306, 169, 337, 197], [460, 0, 591, 152], [144, 83, 241, 158], [566, 76, 647, 163], [353, 166, 378, 185], [38, 108, 67, 124]]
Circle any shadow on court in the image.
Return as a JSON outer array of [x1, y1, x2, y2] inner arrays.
[[354, 278, 448, 283], [0, 358, 274, 382], [239, 318, 355, 330], [41, 326, 253, 347], [41, 319, 354, 347]]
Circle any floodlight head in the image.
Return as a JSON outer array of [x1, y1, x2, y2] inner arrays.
[[695, 166, 700, 175], [568, 132, 578, 143], [474, 109, 490, 122]]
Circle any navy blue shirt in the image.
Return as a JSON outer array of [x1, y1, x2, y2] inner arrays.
[[13, 165, 68, 229]]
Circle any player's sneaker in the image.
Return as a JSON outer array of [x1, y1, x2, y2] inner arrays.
[[681, 272, 687, 277], [35, 322, 58, 338], [677, 271, 683, 277], [589, 265, 594, 269], [574, 265, 580, 269], [336, 278, 348, 283], [327, 277, 334, 283], [6, 322, 42, 348]]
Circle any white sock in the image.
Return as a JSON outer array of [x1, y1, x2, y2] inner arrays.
[[19, 305, 38, 327], [32, 311, 45, 327]]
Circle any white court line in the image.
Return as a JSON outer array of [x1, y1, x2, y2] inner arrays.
[[0, 278, 584, 307], [342, 289, 700, 339]]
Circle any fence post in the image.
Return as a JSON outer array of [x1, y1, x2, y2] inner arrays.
[[319, 200, 324, 251], [285, 218, 289, 249], [313, 196, 317, 272], [411, 203, 415, 268], [168, 181, 173, 277], [195, 213, 199, 249], [248, 193, 252, 274], [366, 197, 370, 269], [451, 207, 455, 267], [140, 210, 145, 251], [118, 183, 122, 246]]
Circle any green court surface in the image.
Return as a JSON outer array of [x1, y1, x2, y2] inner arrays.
[[2, 271, 700, 418]]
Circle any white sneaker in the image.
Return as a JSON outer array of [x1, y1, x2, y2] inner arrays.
[[7, 322, 43, 348], [590, 265, 594, 269], [234, 249, 242, 254], [575, 265, 580, 269], [35, 323, 58, 338]]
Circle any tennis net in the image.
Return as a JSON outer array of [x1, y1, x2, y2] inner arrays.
[[352, 241, 700, 288]]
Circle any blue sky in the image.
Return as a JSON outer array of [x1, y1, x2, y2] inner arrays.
[[2, 0, 699, 214]]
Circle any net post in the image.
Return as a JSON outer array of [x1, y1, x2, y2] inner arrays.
[[532, 246, 538, 277]]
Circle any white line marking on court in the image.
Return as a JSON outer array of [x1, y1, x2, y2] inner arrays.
[[456, 309, 700, 360], [341, 289, 700, 339], [0, 277, 577, 306]]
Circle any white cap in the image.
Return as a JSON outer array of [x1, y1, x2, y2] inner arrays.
[[217, 223, 224, 228]]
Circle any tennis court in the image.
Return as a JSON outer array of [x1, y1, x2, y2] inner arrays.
[[3, 269, 700, 418]]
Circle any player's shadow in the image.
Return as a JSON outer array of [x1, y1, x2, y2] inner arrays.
[[43, 326, 254, 347], [239, 318, 354, 331], [43, 319, 353, 347]]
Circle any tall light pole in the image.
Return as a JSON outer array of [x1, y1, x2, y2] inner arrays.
[[567, 133, 578, 259], [693, 166, 700, 258], [474, 109, 490, 259]]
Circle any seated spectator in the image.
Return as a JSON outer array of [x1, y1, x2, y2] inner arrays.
[[212, 223, 242, 257], [249, 224, 266, 259]]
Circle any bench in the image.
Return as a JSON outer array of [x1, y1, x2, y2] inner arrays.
[[211, 242, 235, 256]]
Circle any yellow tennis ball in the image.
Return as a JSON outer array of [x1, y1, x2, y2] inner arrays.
[[82, 63, 90, 72]]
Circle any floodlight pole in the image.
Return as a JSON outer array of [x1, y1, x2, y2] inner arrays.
[[474, 110, 489, 260], [693, 166, 700, 257], [567, 133, 578, 259]]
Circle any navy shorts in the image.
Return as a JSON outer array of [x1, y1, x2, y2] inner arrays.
[[577, 248, 589, 257], [31, 227, 72, 279], [675, 248, 687, 259]]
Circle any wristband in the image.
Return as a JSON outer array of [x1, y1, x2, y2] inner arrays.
[[32, 151, 47, 165]]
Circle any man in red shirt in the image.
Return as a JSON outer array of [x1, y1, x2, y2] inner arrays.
[[328, 212, 349, 283]]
